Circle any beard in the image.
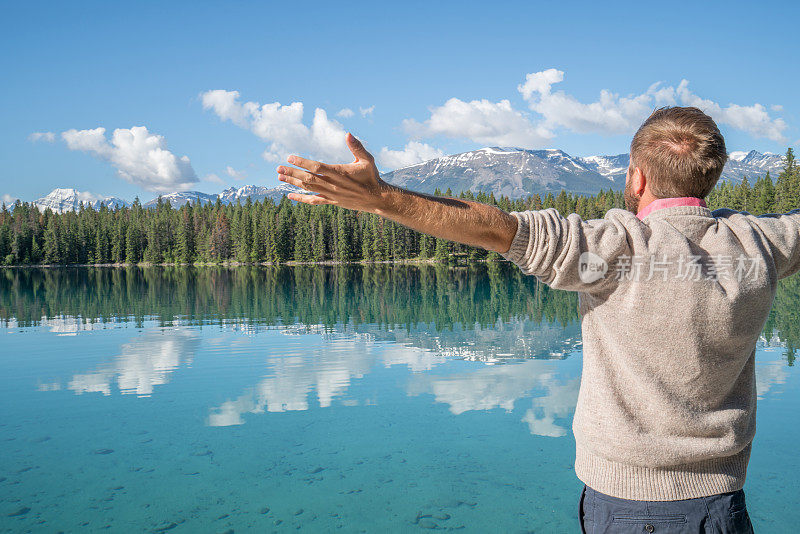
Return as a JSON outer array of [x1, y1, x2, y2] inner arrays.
[[624, 179, 641, 214]]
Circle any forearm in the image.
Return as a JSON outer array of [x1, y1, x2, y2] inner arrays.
[[370, 182, 518, 253]]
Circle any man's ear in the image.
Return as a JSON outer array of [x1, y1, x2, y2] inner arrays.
[[632, 167, 647, 196]]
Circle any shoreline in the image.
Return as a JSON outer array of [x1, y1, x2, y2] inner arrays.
[[0, 257, 506, 269]]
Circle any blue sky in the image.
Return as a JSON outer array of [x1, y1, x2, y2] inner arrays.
[[2, 0, 799, 204]]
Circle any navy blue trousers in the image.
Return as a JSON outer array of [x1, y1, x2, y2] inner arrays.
[[579, 484, 755, 533]]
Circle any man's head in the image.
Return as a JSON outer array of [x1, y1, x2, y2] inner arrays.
[[624, 106, 728, 213]]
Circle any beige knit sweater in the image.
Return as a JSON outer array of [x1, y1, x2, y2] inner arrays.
[[500, 204, 800, 500]]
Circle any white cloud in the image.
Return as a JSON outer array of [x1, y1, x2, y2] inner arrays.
[[403, 97, 553, 148], [517, 68, 564, 100], [359, 105, 375, 117], [336, 108, 354, 118], [378, 141, 445, 170], [670, 80, 787, 142], [225, 165, 247, 180], [60, 126, 197, 192], [2, 194, 18, 205], [201, 89, 352, 163], [28, 131, 55, 142], [518, 69, 788, 142], [771, 104, 784, 112], [518, 69, 658, 135]]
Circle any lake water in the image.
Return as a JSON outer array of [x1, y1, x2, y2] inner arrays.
[[1, 265, 798, 533]]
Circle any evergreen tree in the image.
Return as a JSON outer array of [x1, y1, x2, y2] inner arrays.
[[43, 215, 61, 264], [434, 236, 450, 263], [210, 211, 232, 261], [2, 151, 799, 268], [335, 208, 353, 262], [775, 148, 797, 212], [275, 198, 293, 262], [754, 174, 775, 214], [111, 216, 127, 263], [176, 207, 195, 263]]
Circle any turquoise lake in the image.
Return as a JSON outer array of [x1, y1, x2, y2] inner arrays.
[[1, 265, 799, 533]]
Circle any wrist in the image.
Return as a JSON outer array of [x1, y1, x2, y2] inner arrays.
[[370, 180, 397, 216]]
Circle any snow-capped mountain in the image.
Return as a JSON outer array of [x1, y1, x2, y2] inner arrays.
[[382, 147, 618, 198], [142, 191, 217, 208], [143, 184, 302, 208], [724, 150, 786, 183], [579, 151, 786, 185], [577, 154, 631, 181], [382, 148, 788, 198], [9, 184, 304, 213], [12, 149, 787, 212], [32, 188, 128, 213], [216, 184, 301, 204]]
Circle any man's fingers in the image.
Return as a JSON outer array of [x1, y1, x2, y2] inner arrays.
[[346, 132, 374, 163], [278, 173, 306, 191], [277, 166, 341, 195], [286, 155, 335, 175], [287, 192, 337, 205], [278, 166, 330, 187]]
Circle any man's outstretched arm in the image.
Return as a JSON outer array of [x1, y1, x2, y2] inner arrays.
[[276, 133, 518, 254]]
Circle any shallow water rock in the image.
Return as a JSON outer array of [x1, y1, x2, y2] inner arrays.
[[7, 506, 31, 517], [414, 510, 451, 528], [417, 518, 439, 529]]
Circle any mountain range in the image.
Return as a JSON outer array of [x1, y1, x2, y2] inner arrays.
[[381, 148, 786, 197], [22, 184, 304, 214], [10, 149, 787, 213]]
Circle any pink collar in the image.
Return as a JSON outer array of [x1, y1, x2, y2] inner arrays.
[[636, 197, 707, 220]]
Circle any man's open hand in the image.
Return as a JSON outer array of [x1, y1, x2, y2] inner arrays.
[[277, 133, 389, 213], [277, 132, 518, 253]]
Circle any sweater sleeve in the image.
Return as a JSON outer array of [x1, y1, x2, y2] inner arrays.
[[499, 208, 631, 292], [748, 209, 800, 280]]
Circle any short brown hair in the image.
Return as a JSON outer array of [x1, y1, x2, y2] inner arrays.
[[629, 106, 727, 199]]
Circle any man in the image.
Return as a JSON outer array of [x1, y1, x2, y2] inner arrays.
[[277, 107, 800, 533]]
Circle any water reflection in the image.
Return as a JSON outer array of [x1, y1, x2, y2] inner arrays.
[[69, 329, 200, 397], [4, 265, 799, 434], [207, 315, 582, 428], [522, 378, 581, 437], [407, 360, 581, 437], [0, 264, 580, 332], [208, 334, 376, 426]]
